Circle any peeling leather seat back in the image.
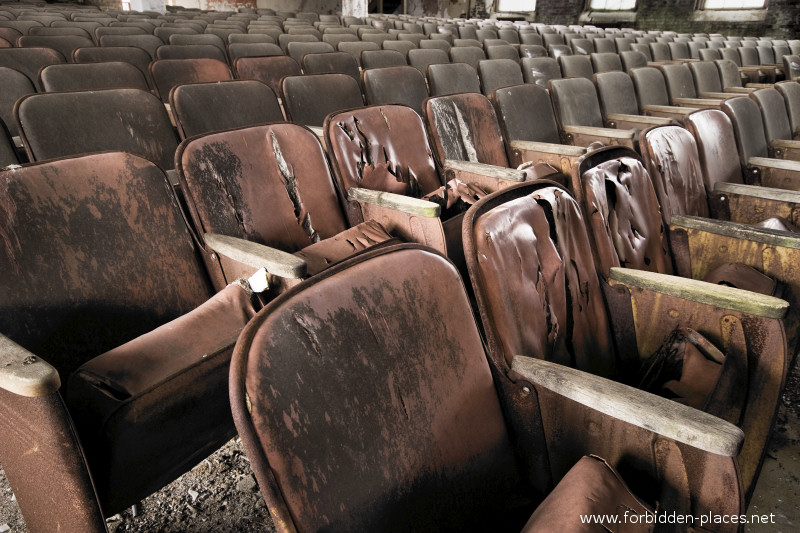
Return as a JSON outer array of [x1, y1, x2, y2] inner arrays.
[[281, 73, 365, 127], [170, 80, 284, 139], [149, 57, 233, 103], [15, 88, 178, 171], [325, 104, 443, 197], [549, 77, 606, 128], [231, 245, 533, 533], [233, 55, 301, 97], [685, 109, 746, 190], [751, 88, 794, 144], [722, 96, 770, 162], [466, 184, 615, 377], [177, 123, 350, 254], [0, 47, 65, 91], [630, 66, 671, 109], [579, 153, 673, 276], [491, 83, 562, 145], [594, 71, 640, 116], [422, 92, 511, 168], [0, 152, 212, 380], [641, 125, 710, 225]]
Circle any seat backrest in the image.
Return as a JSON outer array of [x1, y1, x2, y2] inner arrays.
[[491, 83, 561, 145], [16, 88, 178, 170], [719, 47, 742, 66], [226, 42, 283, 62], [39, 61, 149, 92], [17, 35, 94, 63], [277, 32, 319, 53], [448, 45, 486, 69], [590, 52, 622, 73], [689, 60, 723, 94], [170, 79, 283, 139], [570, 37, 594, 55], [574, 148, 673, 277], [738, 46, 759, 66], [382, 39, 416, 55], [463, 183, 615, 375], [154, 43, 228, 62], [360, 48, 406, 69], [620, 51, 648, 73], [549, 76, 605, 128], [233, 55, 301, 96], [750, 87, 794, 143], [230, 244, 530, 533], [715, 58, 743, 89], [640, 125, 710, 225], [477, 58, 523, 95], [73, 45, 152, 87], [427, 62, 481, 96], [782, 55, 800, 80], [756, 46, 774, 65], [594, 37, 616, 53], [0, 66, 35, 137], [722, 96, 770, 162], [422, 92, 511, 168], [301, 51, 360, 82], [521, 56, 562, 87], [0, 47, 65, 91], [407, 47, 449, 76], [630, 66, 671, 108], [775, 80, 800, 135], [286, 40, 334, 64], [659, 63, 698, 99], [325, 103, 442, 199], [519, 43, 546, 58], [594, 70, 640, 116], [361, 65, 429, 114], [684, 108, 746, 191], [630, 43, 653, 61], [176, 123, 350, 259], [650, 42, 671, 61], [0, 152, 211, 378], [338, 41, 380, 66], [558, 53, 593, 79], [99, 34, 163, 58], [149, 57, 233, 103], [668, 41, 690, 60], [169, 33, 227, 53], [485, 44, 519, 62], [281, 73, 364, 127], [698, 48, 722, 61]]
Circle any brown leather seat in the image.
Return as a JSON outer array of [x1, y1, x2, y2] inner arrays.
[[0, 152, 261, 532], [281, 73, 364, 127], [38, 61, 150, 92], [149, 57, 233, 103], [232, 242, 744, 532]]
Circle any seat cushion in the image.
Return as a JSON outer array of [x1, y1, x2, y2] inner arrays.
[[522, 455, 654, 533], [67, 282, 257, 513]]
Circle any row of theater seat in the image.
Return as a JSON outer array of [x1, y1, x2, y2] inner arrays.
[[3, 4, 800, 532]]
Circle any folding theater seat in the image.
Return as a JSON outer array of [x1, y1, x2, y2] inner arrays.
[[0, 152, 262, 532], [233, 241, 745, 532], [149, 57, 233, 103], [476, 58, 522, 95], [407, 47, 449, 78], [520, 56, 562, 87], [657, 62, 735, 108], [449, 44, 485, 69], [73, 45, 153, 88], [170, 79, 284, 140], [0, 47, 65, 91], [775, 80, 800, 134], [426, 62, 481, 96], [749, 87, 800, 152], [465, 166, 788, 502], [233, 55, 301, 97], [38, 61, 150, 92], [630, 66, 708, 122], [154, 43, 228, 62], [98, 34, 163, 59], [175, 122, 396, 292], [325, 104, 555, 267], [281, 73, 364, 128], [361, 65, 429, 114], [301, 50, 360, 81]]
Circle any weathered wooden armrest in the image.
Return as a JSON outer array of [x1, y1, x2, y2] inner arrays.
[[642, 104, 694, 116], [509, 140, 586, 157], [348, 187, 441, 217], [672, 97, 722, 107], [0, 334, 61, 397], [748, 156, 800, 172], [608, 266, 788, 319], [769, 138, 800, 158], [714, 181, 800, 203], [606, 113, 674, 126], [562, 124, 635, 140], [743, 83, 774, 89], [204, 233, 308, 279], [724, 87, 757, 94], [442, 159, 528, 182], [698, 91, 737, 100], [511, 355, 744, 456]]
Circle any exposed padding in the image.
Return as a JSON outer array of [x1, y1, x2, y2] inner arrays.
[[67, 282, 257, 514], [522, 455, 653, 533]]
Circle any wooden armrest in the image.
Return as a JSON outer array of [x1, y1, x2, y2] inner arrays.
[[748, 156, 800, 172], [203, 233, 308, 279], [672, 97, 722, 107], [511, 355, 743, 456], [642, 104, 694, 116], [608, 266, 788, 319], [698, 91, 736, 99], [509, 140, 586, 157], [348, 187, 441, 217], [743, 83, 774, 89], [714, 181, 800, 203], [606, 113, 673, 126], [769, 138, 800, 157], [0, 334, 60, 397], [442, 159, 527, 182], [562, 124, 635, 140], [724, 87, 757, 94]]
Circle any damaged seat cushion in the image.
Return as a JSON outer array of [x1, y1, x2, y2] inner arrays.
[[66, 282, 257, 513]]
